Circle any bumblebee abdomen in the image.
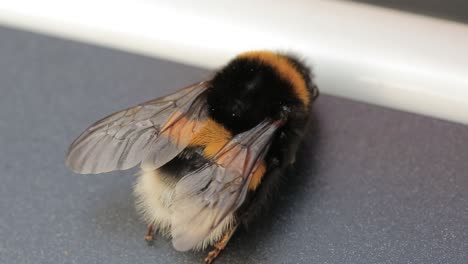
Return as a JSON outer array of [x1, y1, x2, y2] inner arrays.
[[134, 167, 235, 250]]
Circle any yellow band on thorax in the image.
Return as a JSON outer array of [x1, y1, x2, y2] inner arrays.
[[237, 51, 310, 107]]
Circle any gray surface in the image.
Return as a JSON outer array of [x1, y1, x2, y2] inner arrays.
[[350, 0, 468, 24], [1, 26, 468, 264]]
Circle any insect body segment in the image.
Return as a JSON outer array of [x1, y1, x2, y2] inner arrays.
[[188, 118, 232, 158]]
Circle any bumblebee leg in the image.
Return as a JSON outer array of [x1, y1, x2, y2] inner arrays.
[[204, 225, 238, 264], [145, 224, 156, 246]]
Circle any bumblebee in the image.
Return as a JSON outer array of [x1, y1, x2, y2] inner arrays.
[[66, 50, 319, 263]]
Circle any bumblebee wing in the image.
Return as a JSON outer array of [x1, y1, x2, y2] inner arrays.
[[170, 120, 283, 251], [66, 81, 209, 174]]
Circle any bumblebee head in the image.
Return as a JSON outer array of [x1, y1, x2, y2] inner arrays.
[[206, 51, 314, 134]]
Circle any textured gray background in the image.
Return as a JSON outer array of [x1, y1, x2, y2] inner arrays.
[[1, 24, 468, 264], [351, 0, 468, 24]]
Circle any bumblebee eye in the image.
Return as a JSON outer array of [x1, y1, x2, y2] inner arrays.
[[231, 113, 236, 117]]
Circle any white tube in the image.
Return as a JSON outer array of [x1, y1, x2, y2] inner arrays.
[[0, 0, 467, 124]]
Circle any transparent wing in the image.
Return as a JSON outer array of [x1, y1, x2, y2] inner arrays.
[[65, 81, 209, 174], [170, 120, 284, 251]]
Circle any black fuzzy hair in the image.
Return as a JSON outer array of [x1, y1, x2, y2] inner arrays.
[[206, 57, 303, 134]]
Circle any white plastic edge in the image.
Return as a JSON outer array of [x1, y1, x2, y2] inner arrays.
[[0, 0, 467, 124]]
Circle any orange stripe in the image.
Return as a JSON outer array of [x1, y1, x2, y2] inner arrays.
[[189, 119, 232, 158], [248, 162, 266, 190], [237, 50, 310, 107], [188, 118, 267, 191]]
